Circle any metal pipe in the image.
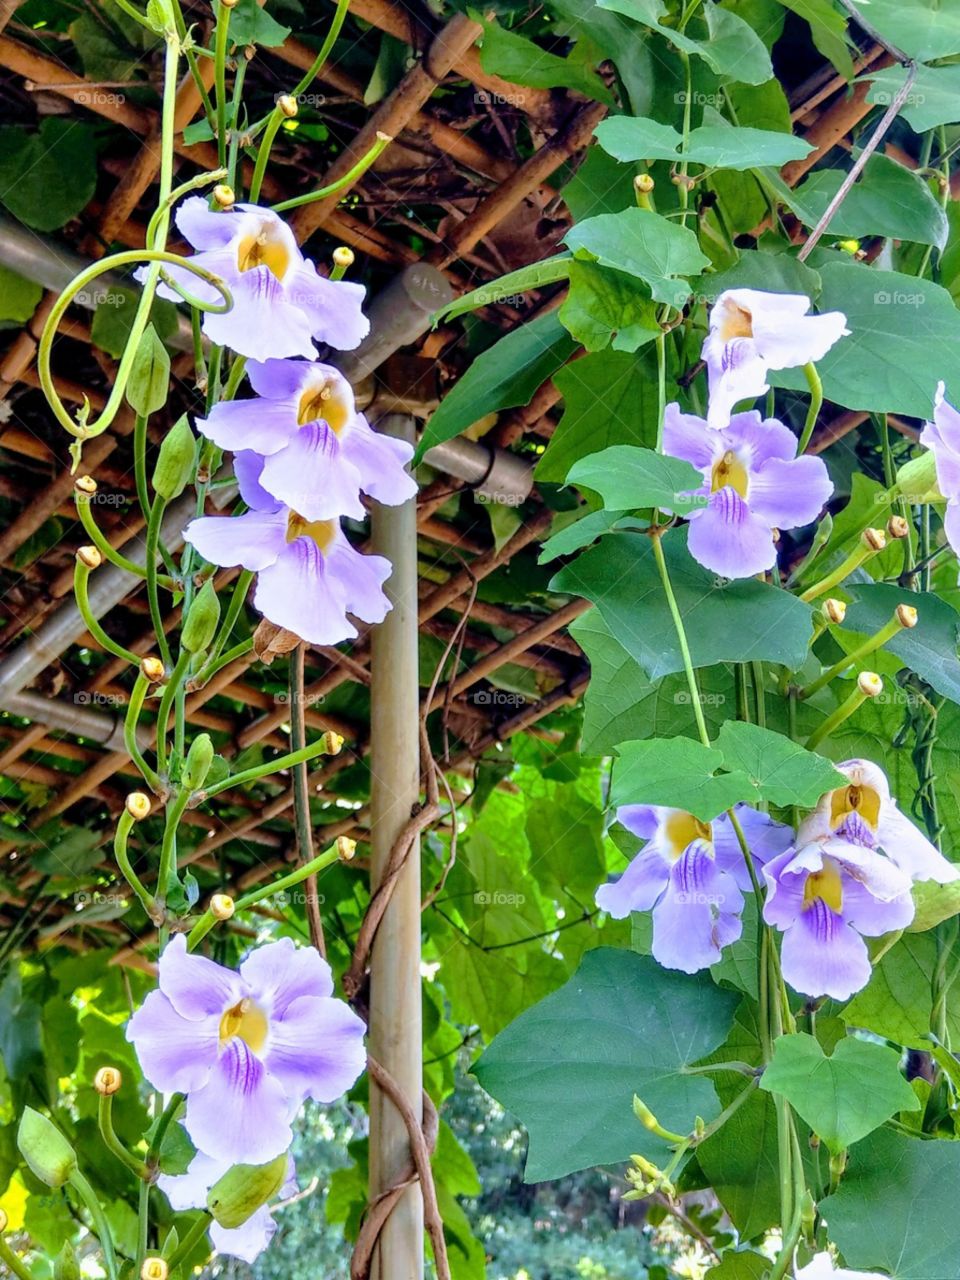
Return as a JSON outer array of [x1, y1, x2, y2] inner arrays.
[[367, 413, 424, 1280]]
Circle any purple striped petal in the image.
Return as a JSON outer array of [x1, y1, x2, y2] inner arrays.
[[651, 843, 743, 973], [126, 989, 219, 1094], [184, 508, 288, 573], [265, 995, 367, 1104], [748, 454, 833, 529], [185, 1038, 293, 1165], [254, 538, 357, 645], [595, 846, 671, 918], [779, 899, 871, 1001], [239, 937, 333, 1013], [203, 269, 318, 362], [196, 396, 298, 456], [259, 423, 366, 521], [687, 488, 778, 579]]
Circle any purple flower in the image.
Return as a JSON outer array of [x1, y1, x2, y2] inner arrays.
[[184, 451, 392, 646], [158, 1150, 297, 1262], [595, 803, 793, 974], [798, 758, 958, 884], [126, 936, 366, 1166], [919, 381, 960, 553], [663, 404, 833, 579], [763, 837, 914, 1000], [196, 359, 416, 522], [703, 288, 848, 429], [145, 198, 368, 361]]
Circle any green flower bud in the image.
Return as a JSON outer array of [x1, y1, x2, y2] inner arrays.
[[896, 449, 941, 505], [181, 580, 221, 654], [152, 415, 197, 501], [17, 1107, 78, 1189], [207, 1153, 289, 1228], [182, 732, 215, 792], [54, 1242, 81, 1280]]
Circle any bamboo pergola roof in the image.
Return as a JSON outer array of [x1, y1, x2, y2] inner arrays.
[[0, 0, 895, 956]]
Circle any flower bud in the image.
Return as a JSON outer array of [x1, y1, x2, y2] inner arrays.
[[862, 527, 887, 552], [633, 173, 654, 194], [218, 0, 238, 8], [207, 1153, 289, 1228], [74, 474, 97, 497], [323, 731, 344, 756], [141, 1260, 169, 1280], [182, 732, 215, 791], [333, 246, 354, 269], [213, 183, 235, 208], [857, 671, 883, 698], [211, 892, 235, 920], [895, 603, 918, 629], [94, 1066, 122, 1096], [277, 93, 298, 118], [337, 836, 357, 862], [152, 415, 197, 501], [17, 1107, 78, 1189], [140, 655, 165, 683], [54, 1242, 81, 1280], [837, 239, 860, 255], [76, 545, 102, 571], [823, 598, 846, 625], [181, 580, 221, 654], [887, 514, 910, 540], [126, 792, 152, 821]]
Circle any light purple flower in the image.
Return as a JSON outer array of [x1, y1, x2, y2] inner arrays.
[[919, 381, 960, 553], [663, 403, 833, 579], [796, 1255, 887, 1280], [184, 451, 392, 646], [703, 288, 849, 429], [144, 198, 368, 361], [158, 1150, 297, 1262], [798, 758, 958, 884], [596, 803, 793, 974], [126, 936, 366, 1166], [196, 359, 416, 522], [763, 837, 914, 1000]]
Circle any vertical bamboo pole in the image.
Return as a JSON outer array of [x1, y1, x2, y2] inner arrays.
[[368, 412, 424, 1280]]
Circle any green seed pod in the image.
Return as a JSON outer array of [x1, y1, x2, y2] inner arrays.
[[17, 1107, 78, 1189], [207, 1153, 289, 1229], [54, 1242, 81, 1280], [152, 415, 197, 500], [181, 580, 221, 655], [182, 732, 215, 792]]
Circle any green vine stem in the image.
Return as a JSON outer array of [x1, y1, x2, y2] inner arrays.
[[124, 671, 163, 793], [797, 362, 823, 454], [0, 1233, 36, 1280], [199, 735, 342, 800], [97, 1090, 151, 1180], [271, 133, 393, 212], [799, 607, 914, 700], [114, 804, 161, 922], [69, 1168, 119, 1280], [74, 551, 141, 667]]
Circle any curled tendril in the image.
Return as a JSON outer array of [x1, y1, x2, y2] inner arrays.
[[38, 249, 233, 445]]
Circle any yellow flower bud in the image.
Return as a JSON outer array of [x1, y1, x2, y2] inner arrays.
[[211, 893, 235, 921], [887, 514, 910, 540], [333, 246, 355, 269], [74, 474, 97, 496], [141, 1260, 169, 1280], [94, 1066, 123, 1096], [213, 183, 236, 208], [125, 792, 152, 821], [633, 173, 654, 194], [77, 545, 102, 571], [323, 731, 345, 756], [277, 94, 298, 118], [857, 671, 883, 698], [895, 603, 918, 629], [862, 527, 887, 552], [337, 835, 357, 862], [140, 656, 165, 683], [823, 598, 846, 625]]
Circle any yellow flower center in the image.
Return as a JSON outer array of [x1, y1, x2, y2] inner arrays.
[[829, 783, 881, 834], [664, 811, 712, 860], [286, 512, 337, 552], [236, 224, 291, 281], [297, 380, 352, 434], [802, 861, 843, 914], [219, 998, 268, 1053], [719, 301, 753, 343], [711, 450, 749, 498]]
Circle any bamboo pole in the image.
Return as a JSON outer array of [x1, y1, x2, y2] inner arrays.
[[368, 413, 424, 1280]]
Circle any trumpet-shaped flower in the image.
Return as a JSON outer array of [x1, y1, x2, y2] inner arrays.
[[703, 288, 848, 429], [663, 404, 833, 579], [796, 1254, 887, 1280], [798, 758, 958, 884], [158, 1150, 297, 1263], [919, 381, 960, 553], [595, 803, 792, 973], [144, 198, 368, 361], [763, 837, 914, 1000], [126, 936, 366, 1166], [196, 359, 416, 521], [184, 451, 392, 646]]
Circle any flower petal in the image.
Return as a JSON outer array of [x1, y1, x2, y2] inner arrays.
[[703, 338, 769, 430], [157, 1151, 225, 1212], [877, 804, 960, 883], [650, 843, 743, 973], [340, 415, 418, 506], [722, 410, 799, 465], [239, 937, 334, 1013], [662, 403, 716, 470], [748, 454, 833, 529], [779, 900, 871, 1001], [158, 933, 241, 1020], [234, 450, 283, 512], [196, 396, 298, 457], [185, 1039, 293, 1165], [253, 539, 357, 646], [615, 805, 661, 841], [595, 846, 671, 918], [246, 357, 316, 401], [687, 488, 777, 579], [175, 197, 240, 250], [713, 805, 793, 886], [184, 508, 288, 573], [203, 269, 317, 362], [126, 990, 219, 1093], [286, 265, 370, 351], [841, 880, 914, 936], [265, 995, 367, 1104], [259, 423, 366, 521], [324, 536, 393, 624], [212, 1207, 277, 1263], [753, 307, 848, 371]]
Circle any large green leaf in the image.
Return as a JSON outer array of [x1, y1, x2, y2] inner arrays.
[[550, 529, 815, 678], [597, 0, 772, 83], [416, 310, 577, 459], [0, 265, 42, 325], [843, 584, 960, 707], [863, 65, 960, 132], [842, 932, 960, 1049], [0, 120, 97, 231], [771, 261, 960, 416], [566, 445, 704, 512], [778, 0, 853, 77], [785, 154, 948, 249], [479, 21, 614, 102], [851, 0, 960, 61], [564, 208, 710, 307], [610, 738, 758, 821], [473, 949, 739, 1181], [821, 1128, 960, 1278], [559, 261, 661, 352], [596, 116, 812, 171], [715, 722, 845, 808], [759, 1033, 919, 1155]]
